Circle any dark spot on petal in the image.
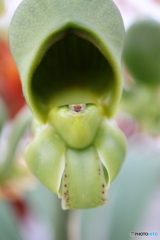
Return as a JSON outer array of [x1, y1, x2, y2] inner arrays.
[[102, 184, 105, 188], [101, 198, 106, 201], [64, 184, 67, 187]]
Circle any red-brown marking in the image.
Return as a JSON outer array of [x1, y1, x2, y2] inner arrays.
[[73, 105, 83, 112]]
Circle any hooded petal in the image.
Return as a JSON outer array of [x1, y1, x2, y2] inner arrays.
[[9, 0, 125, 122]]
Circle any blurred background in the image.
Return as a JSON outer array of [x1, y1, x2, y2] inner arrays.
[[0, 0, 160, 239]]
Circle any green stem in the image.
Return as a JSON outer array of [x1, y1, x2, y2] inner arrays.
[[52, 197, 69, 240]]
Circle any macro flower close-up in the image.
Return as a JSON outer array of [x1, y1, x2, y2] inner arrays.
[[0, 0, 160, 239]]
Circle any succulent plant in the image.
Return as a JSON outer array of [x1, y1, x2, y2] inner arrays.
[[123, 18, 160, 87], [122, 18, 160, 134]]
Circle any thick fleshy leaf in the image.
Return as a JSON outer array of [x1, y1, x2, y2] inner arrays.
[[94, 120, 127, 183], [60, 146, 107, 209], [49, 104, 103, 149], [24, 124, 65, 193], [0, 201, 22, 240], [9, 0, 125, 122], [123, 18, 160, 86]]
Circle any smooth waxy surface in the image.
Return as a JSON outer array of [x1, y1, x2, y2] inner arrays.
[[25, 112, 126, 209], [9, 0, 125, 122], [60, 146, 107, 209], [49, 104, 103, 149], [25, 125, 66, 193], [95, 120, 127, 182], [9, 0, 126, 209]]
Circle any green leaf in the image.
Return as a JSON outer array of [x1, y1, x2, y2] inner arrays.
[[0, 200, 22, 240], [123, 18, 160, 86]]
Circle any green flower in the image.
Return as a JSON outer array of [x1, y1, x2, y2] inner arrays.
[[25, 104, 126, 209], [9, 0, 126, 209]]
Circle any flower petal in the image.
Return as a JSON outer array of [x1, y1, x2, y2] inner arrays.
[[60, 146, 107, 209], [24, 124, 65, 193], [94, 120, 127, 184]]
